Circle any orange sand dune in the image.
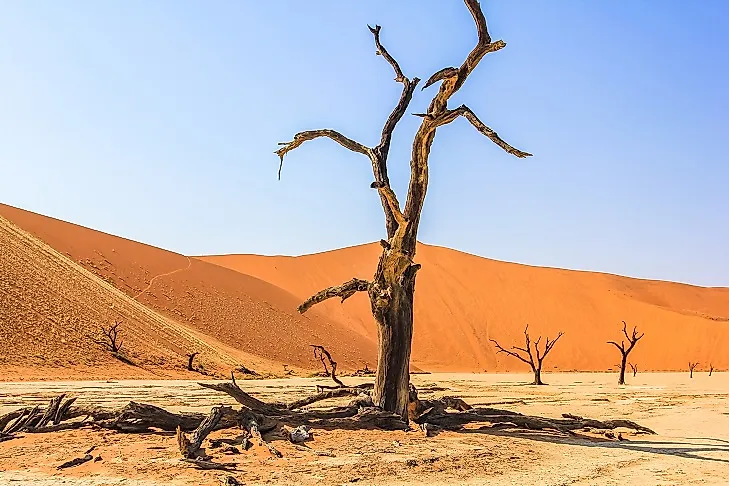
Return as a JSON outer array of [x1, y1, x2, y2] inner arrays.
[[0, 212, 246, 380], [201, 244, 729, 373], [0, 204, 376, 379]]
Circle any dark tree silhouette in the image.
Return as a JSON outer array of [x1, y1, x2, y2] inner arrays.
[[709, 364, 714, 376], [311, 345, 345, 389], [689, 362, 698, 378], [608, 321, 644, 385], [277, 0, 531, 420], [629, 362, 638, 377], [490, 325, 564, 385], [93, 320, 123, 354], [186, 352, 199, 371]]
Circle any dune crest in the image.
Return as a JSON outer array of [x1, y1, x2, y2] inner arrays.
[[200, 243, 729, 372]]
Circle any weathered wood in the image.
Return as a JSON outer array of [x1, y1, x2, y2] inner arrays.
[[187, 352, 200, 371], [57, 446, 95, 470], [243, 413, 282, 458], [297, 279, 370, 314], [310, 345, 346, 388], [413, 407, 654, 435], [177, 406, 230, 459], [55, 397, 78, 424], [93, 320, 123, 353], [182, 458, 237, 471], [491, 326, 564, 385], [280, 0, 531, 420], [608, 321, 644, 385], [198, 372, 275, 412], [629, 363, 638, 377], [689, 362, 698, 378], [4, 405, 40, 434], [35, 394, 65, 429]]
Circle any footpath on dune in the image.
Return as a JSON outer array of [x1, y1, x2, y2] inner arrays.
[[0, 204, 377, 380], [200, 243, 729, 373]]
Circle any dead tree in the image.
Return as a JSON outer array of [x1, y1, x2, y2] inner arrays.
[[0, 379, 656, 452], [93, 320, 123, 354], [709, 364, 714, 376], [629, 363, 638, 377], [311, 345, 345, 388], [490, 325, 564, 385], [277, 0, 531, 420], [608, 321, 644, 385], [689, 362, 698, 378], [186, 352, 200, 372]]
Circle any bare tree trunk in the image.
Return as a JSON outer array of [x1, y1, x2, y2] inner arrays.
[[369, 254, 417, 417], [280, 0, 531, 422], [618, 354, 627, 385], [533, 367, 543, 386]]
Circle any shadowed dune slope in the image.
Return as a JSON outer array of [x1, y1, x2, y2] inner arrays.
[[200, 244, 729, 372], [0, 213, 248, 380], [0, 204, 376, 377]]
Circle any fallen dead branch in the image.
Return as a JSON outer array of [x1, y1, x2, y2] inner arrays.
[[57, 446, 96, 470], [0, 376, 655, 463]]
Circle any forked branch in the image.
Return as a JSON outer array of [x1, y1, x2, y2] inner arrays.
[[297, 278, 370, 314], [491, 325, 564, 385], [311, 345, 345, 388], [438, 105, 532, 158], [92, 320, 123, 354]]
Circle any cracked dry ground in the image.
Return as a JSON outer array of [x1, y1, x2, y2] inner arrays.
[[1, 372, 728, 485]]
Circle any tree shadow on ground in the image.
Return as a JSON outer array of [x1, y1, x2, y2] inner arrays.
[[463, 427, 729, 464]]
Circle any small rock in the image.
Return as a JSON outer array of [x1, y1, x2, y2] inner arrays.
[[93, 455, 102, 462]]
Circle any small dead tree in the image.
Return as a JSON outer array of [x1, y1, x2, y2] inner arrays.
[[93, 320, 123, 354], [278, 0, 531, 420], [311, 345, 345, 389], [608, 321, 644, 385], [629, 363, 638, 377], [689, 362, 698, 378], [709, 364, 714, 376], [186, 352, 200, 372], [490, 325, 564, 385]]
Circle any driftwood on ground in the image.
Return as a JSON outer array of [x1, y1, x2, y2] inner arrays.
[[0, 372, 656, 464]]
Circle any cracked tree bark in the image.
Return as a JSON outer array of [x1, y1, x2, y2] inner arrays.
[[277, 0, 531, 421]]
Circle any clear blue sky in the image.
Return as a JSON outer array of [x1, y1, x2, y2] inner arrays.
[[1, 1, 727, 286]]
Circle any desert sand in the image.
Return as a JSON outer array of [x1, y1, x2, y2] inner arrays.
[[1, 372, 728, 485], [0, 204, 375, 380], [204, 243, 729, 372], [2, 203, 728, 380], [2, 205, 728, 484]]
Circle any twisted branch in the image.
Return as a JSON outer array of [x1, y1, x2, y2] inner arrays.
[[297, 278, 370, 314], [275, 130, 371, 179], [437, 105, 532, 158]]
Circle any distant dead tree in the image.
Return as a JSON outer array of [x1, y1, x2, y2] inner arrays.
[[186, 352, 199, 372], [311, 345, 345, 389], [490, 325, 564, 385], [709, 364, 714, 376], [278, 0, 531, 420], [689, 362, 698, 378], [93, 320, 123, 354], [629, 363, 638, 377], [608, 321, 644, 385]]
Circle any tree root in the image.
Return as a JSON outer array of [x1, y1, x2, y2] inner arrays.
[[0, 379, 655, 463]]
